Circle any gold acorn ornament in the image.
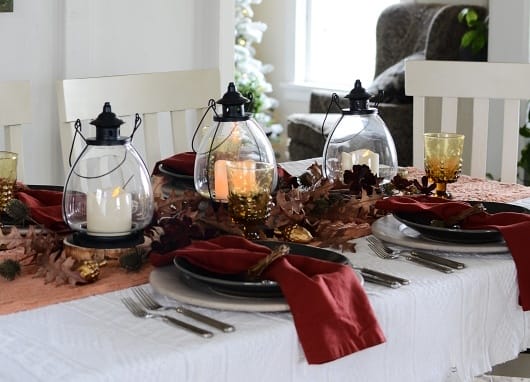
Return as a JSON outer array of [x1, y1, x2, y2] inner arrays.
[[76, 260, 107, 282], [275, 224, 313, 244]]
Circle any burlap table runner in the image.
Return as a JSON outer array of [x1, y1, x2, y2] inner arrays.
[[0, 263, 152, 315], [405, 168, 530, 202]]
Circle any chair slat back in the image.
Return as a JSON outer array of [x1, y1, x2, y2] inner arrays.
[[405, 60, 530, 183], [57, 69, 221, 175], [0, 80, 31, 181]]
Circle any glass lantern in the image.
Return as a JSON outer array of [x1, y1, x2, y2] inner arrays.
[[194, 82, 277, 202], [322, 80, 398, 183], [62, 102, 154, 248]]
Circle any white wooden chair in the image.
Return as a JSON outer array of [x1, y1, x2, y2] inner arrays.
[[405, 60, 530, 183], [0, 80, 31, 182], [56, 69, 221, 175]]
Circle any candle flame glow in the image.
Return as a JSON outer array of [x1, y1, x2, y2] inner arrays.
[[111, 187, 121, 198]]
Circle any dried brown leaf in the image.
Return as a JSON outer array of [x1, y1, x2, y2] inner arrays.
[[275, 188, 307, 222], [0, 226, 27, 250], [35, 250, 87, 286]]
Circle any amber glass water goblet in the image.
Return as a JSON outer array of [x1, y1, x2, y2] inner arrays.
[[226, 161, 274, 240], [0, 151, 17, 212], [424, 133, 465, 198]]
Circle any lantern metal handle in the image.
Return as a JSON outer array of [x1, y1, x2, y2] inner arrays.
[[321, 93, 342, 138], [244, 92, 255, 114], [129, 113, 142, 141], [371, 90, 384, 107], [67, 112, 143, 178], [191, 99, 218, 153], [68, 119, 86, 168]]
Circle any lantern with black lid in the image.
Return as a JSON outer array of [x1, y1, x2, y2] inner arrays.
[[322, 79, 398, 183], [62, 102, 154, 248], [193, 82, 277, 202]]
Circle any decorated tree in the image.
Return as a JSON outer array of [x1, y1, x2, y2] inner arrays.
[[234, 0, 279, 135]]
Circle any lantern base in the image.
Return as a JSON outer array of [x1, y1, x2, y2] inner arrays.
[[69, 231, 144, 249]]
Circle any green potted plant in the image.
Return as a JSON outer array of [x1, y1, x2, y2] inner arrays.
[[457, 7, 488, 61]]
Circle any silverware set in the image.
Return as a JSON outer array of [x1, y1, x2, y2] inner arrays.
[[122, 287, 235, 337], [360, 236, 466, 288]]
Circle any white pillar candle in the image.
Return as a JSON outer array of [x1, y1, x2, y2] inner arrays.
[[86, 187, 132, 235], [214, 160, 229, 201], [341, 151, 353, 172], [352, 149, 380, 175]]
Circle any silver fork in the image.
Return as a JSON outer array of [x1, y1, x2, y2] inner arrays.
[[132, 287, 235, 333], [121, 297, 213, 338], [366, 237, 398, 259], [366, 236, 465, 269], [366, 239, 454, 274]]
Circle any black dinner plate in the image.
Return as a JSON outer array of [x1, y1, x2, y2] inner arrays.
[[174, 241, 350, 298], [393, 201, 529, 244], [158, 164, 194, 181]]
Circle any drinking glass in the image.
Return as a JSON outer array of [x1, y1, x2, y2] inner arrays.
[[226, 161, 274, 240], [0, 151, 17, 212], [424, 133, 464, 198]]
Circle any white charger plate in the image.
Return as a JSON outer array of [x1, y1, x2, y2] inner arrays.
[[150, 263, 364, 313], [371, 215, 509, 254], [150, 266, 290, 312]]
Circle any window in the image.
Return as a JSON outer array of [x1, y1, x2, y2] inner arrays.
[[294, 0, 398, 91]]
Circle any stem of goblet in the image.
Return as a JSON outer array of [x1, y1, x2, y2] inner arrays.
[[434, 182, 451, 198], [242, 224, 261, 240]]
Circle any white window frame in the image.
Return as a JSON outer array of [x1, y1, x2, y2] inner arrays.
[[282, 0, 401, 102]]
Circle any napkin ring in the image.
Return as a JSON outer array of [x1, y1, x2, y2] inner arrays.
[[246, 244, 290, 281], [430, 203, 485, 228]]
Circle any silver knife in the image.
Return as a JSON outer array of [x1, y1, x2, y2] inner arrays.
[[175, 306, 235, 332], [409, 251, 465, 269], [359, 268, 410, 285], [160, 314, 214, 338], [362, 273, 402, 288], [404, 255, 454, 273]]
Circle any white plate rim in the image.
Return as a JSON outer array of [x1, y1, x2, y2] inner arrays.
[[149, 266, 290, 312], [150, 264, 364, 313], [371, 215, 509, 254]]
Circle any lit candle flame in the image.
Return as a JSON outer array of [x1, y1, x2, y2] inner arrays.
[[111, 187, 122, 198]]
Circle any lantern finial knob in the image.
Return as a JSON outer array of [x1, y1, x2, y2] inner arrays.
[[344, 79, 374, 114], [215, 82, 250, 121], [89, 102, 126, 144], [103, 101, 112, 113]]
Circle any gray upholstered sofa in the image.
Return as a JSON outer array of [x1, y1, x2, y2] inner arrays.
[[287, 3, 488, 166]]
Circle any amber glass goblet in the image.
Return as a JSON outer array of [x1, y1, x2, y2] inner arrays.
[[424, 133, 465, 198], [0, 151, 17, 212], [226, 161, 274, 240]]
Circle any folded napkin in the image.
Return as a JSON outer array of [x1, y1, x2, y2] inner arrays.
[[152, 152, 294, 183], [376, 196, 530, 310], [150, 236, 385, 364], [15, 186, 67, 232], [152, 152, 196, 176]]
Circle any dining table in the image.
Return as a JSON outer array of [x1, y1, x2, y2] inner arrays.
[[1, 158, 530, 382]]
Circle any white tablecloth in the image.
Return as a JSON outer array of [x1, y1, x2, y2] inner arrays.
[[1, 199, 529, 382]]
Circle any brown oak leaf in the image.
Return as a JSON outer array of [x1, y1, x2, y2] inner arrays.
[[34, 250, 87, 286]]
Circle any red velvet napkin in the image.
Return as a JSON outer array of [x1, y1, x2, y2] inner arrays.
[[376, 196, 530, 310], [150, 236, 385, 364], [15, 187, 68, 232], [152, 152, 196, 176]]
